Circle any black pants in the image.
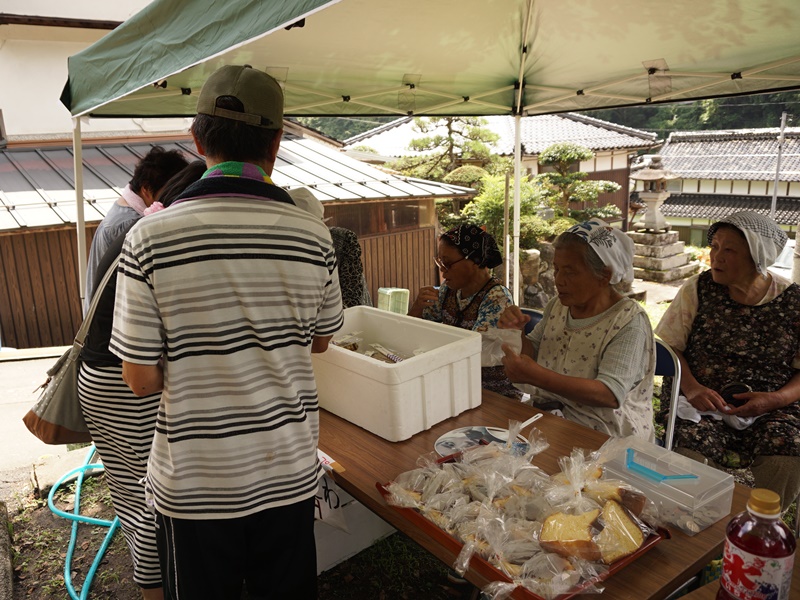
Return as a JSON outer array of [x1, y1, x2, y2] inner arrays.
[[156, 497, 317, 599]]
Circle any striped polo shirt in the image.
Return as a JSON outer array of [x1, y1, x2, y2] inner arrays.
[[110, 188, 343, 519]]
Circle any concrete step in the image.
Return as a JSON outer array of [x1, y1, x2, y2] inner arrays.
[[634, 241, 686, 258], [634, 262, 701, 283], [634, 253, 693, 270], [627, 230, 680, 246]]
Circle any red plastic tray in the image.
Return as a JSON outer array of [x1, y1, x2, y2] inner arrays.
[[377, 482, 668, 600]]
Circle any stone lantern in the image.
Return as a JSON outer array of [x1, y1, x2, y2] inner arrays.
[[626, 155, 699, 284], [630, 155, 679, 234]]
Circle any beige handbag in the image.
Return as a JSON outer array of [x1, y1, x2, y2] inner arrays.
[[23, 257, 120, 444]]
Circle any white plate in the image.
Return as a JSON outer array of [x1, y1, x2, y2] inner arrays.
[[434, 426, 528, 457]]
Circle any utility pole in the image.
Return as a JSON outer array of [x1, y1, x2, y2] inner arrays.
[[769, 111, 788, 220]]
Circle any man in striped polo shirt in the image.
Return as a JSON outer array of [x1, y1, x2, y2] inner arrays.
[[111, 65, 343, 599]]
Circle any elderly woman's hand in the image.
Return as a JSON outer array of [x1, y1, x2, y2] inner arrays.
[[725, 391, 786, 418], [498, 306, 529, 331], [684, 384, 728, 413], [408, 286, 440, 317], [501, 343, 539, 383]]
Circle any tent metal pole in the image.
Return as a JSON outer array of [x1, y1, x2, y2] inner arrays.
[[511, 0, 533, 305], [770, 111, 788, 220], [72, 117, 87, 307], [513, 114, 522, 305], [504, 172, 510, 288]]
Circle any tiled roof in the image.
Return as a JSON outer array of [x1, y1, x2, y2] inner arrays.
[[660, 193, 800, 226], [0, 134, 475, 232], [343, 114, 657, 158], [659, 128, 800, 182]]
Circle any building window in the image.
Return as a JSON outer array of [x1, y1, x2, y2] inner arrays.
[[324, 199, 435, 237]]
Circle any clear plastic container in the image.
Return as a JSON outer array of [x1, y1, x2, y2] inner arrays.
[[717, 488, 796, 599], [601, 437, 733, 535]]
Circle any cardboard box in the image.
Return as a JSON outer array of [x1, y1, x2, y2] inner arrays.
[[312, 306, 482, 442], [602, 437, 734, 536]]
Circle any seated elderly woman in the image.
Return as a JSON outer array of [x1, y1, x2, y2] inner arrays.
[[408, 223, 521, 399], [498, 219, 655, 440], [655, 211, 800, 509]]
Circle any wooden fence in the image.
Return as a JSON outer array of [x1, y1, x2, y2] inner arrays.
[[360, 227, 438, 307], [1, 225, 438, 349], [1, 225, 97, 349]]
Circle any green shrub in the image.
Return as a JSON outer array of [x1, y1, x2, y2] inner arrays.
[[569, 203, 622, 222], [550, 216, 578, 237], [518, 215, 554, 249], [443, 165, 488, 188]]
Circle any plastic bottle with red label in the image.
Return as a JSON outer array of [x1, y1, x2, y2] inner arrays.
[[717, 488, 795, 599]]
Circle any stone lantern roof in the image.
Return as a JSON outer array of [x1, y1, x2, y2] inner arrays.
[[630, 155, 679, 182]]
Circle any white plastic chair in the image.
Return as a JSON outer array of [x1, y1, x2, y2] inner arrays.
[[655, 337, 682, 451]]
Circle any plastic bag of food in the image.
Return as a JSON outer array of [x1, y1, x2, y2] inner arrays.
[[480, 327, 523, 367], [539, 499, 654, 565], [330, 331, 363, 351]]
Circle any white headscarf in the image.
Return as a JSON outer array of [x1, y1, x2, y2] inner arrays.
[[565, 219, 635, 285], [707, 211, 787, 277]]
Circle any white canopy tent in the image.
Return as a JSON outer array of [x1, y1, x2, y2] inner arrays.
[[61, 0, 800, 301]]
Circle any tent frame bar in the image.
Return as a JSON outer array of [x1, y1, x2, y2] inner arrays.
[[510, 0, 534, 304], [72, 118, 87, 305]]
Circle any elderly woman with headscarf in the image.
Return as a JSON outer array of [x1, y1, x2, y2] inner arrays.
[[498, 219, 655, 440], [409, 223, 521, 398], [655, 211, 800, 509]]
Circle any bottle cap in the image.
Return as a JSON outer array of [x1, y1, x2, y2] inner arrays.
[[747, 488, 781, 515]]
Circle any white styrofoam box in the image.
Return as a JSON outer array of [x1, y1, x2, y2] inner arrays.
[[312, 306, 482, 442], [315, 500, 396, 574], [602, 437, 734, 536]]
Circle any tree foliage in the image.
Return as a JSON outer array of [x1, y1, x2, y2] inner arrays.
[[292, 116, 396, 141], [385, 117, 499, 182], [443, 165, 488, 188], [585, 92, 800, 136], [460, 174, 547, 247], [534, 143, 621, 213]]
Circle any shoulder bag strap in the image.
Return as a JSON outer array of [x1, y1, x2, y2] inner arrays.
[[73, 255, 121, 350]]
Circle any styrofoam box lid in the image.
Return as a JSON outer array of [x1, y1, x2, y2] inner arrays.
[[602, 437, 734, 510], [317, 306, 481, 385]]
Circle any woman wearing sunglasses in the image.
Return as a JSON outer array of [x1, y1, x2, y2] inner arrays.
[[408, 223, 521, 399]]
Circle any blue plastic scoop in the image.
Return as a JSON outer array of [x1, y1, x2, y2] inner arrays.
[[625, 448, 699, 483]]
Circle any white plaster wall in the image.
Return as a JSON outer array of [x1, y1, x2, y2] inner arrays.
[[731, 180, 749, 195], [0, 0, 163, 138], [594, 154, 613, 171], [2, 0, 150, 21], [611, 150, 628, 170], [698, 179, 715, 193], [765, 181, 789, 197], [714, 180, 732, 194], [750, 181, 768, 195]]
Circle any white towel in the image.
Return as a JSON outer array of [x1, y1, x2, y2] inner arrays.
[[674, 395, 759, 430]]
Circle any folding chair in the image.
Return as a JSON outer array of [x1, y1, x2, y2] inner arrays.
[[655, 337, 682, 451], [520, 308, 544, 335]]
